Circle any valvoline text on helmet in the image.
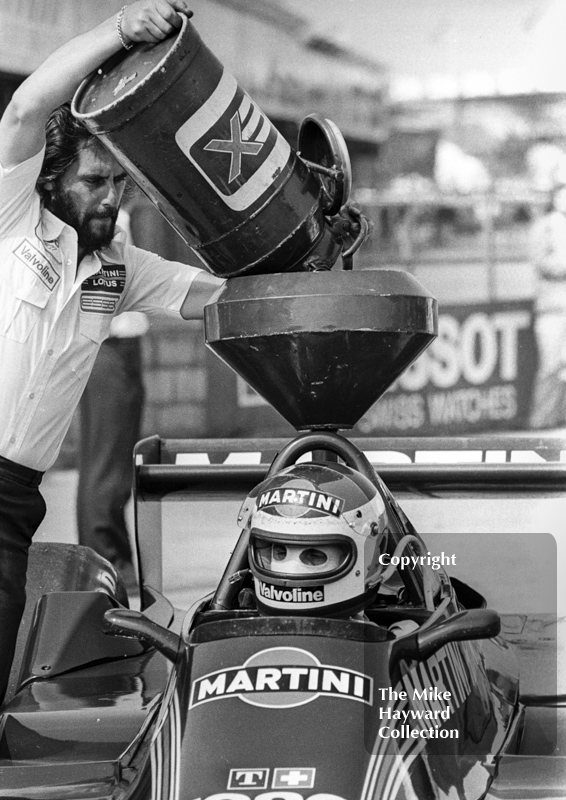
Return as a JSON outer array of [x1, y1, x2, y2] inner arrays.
[[258, 581, 325, 603], [257, 488, 344, 517]]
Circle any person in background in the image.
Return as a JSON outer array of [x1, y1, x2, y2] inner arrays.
[[529, 182, 566, 429], [0, 0, 224, 703], [77, 201, 147, 590]]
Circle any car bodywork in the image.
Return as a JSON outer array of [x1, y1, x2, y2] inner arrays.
[[0, 433, 564, 800]]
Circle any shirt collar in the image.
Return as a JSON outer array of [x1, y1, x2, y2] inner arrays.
[[41, 207, 69, 242], [99, 224, 127, 264]]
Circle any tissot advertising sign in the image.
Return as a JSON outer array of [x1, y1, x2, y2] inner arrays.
[[357, 300, 536, 435], [206, 301, 536, 436]]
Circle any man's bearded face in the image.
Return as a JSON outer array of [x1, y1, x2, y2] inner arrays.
[[45, 142, 127, 254], [47, 183, 118, 253]]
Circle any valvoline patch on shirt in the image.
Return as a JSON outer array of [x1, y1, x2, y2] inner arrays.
[[13, 238, 61, 290], [80, 265, 126, 314]]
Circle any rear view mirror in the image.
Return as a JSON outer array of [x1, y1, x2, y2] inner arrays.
[[392, 609, 501, 663], [103, 608, 181, 663]]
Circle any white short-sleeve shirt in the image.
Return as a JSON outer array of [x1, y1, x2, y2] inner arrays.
[[0, 148, 203, 471]]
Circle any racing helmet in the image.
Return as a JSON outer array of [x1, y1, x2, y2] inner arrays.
[[240, 461, 389, 617]]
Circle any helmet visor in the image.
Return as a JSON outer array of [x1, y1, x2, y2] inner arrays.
[[252, 535, 351, 578]]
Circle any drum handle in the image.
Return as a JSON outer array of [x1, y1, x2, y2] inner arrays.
[[341, 214, 370, 269]]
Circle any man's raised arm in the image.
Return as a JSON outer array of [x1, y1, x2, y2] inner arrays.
[[0, 0, 191, 169]]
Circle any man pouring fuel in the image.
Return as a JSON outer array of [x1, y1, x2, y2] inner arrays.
[[0, 0, 225, 704]]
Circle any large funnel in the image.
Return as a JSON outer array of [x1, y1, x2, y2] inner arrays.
[[204, 270, 437, 430]]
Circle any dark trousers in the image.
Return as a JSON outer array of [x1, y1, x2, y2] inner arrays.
[[0, 458, 45, 704], [77, 337, 144, 567]]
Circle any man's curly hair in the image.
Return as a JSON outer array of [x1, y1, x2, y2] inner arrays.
[[36, 102, 97, 202]]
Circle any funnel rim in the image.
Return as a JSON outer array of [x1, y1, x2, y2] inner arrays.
[[205, 294, 437, 340]]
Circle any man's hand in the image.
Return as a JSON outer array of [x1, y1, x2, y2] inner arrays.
[[327, 203, 372, 267], [120, 0, 192, 46], [0, 0, 193, 169], [328, 203, 372, 242]]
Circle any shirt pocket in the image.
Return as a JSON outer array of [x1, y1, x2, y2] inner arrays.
[[0, 280, 51, 342], [79, 312, 113, 344]]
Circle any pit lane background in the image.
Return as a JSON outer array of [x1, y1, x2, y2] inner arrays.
[[205, 299, 537, 437]]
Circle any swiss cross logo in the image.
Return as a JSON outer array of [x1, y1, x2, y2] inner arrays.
[[273, 768, 316, 789], [228, 768, 269, 789], [175, 69, 290, 212], [226, 768, 315, 790]]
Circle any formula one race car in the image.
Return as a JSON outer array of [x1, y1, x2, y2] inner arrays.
[[1, 15, 564, 795], [0, 428, 564, 800]]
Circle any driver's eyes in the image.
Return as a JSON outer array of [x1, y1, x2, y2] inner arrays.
[[272, 544, 288, 562], [300, 548, 327, 566], [255, 541, 273, 560], [270, 546, 328, 565]]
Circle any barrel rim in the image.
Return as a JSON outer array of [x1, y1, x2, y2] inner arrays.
[[71, 12, 192, 122]]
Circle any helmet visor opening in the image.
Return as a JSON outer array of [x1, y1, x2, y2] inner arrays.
[[252, 535, 351, 578]]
